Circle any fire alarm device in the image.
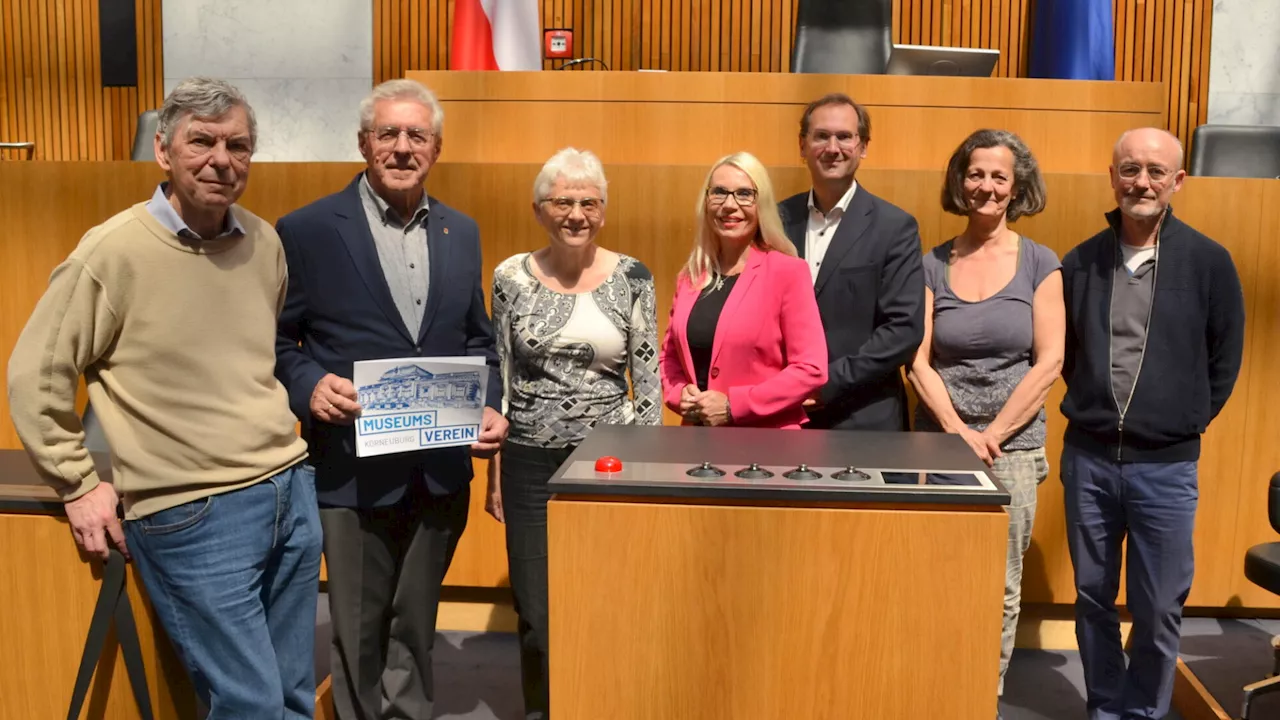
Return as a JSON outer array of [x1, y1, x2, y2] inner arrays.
[[544, 29, 573, 59]]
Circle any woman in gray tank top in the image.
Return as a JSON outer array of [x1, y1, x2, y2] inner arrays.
[[907, 129, 1065, 715]]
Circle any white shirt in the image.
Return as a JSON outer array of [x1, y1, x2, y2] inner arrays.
[[1120, 242, 1157, 274], [805, 182, 858, 283]]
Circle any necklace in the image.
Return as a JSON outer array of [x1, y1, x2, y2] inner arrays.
[[711, 274, 726, 292]]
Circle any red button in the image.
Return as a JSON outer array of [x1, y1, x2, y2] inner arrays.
[[711, 367, 720, 378], [594, 456, 623, 473]]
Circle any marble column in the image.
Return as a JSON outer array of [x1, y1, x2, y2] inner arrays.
[[1208, 0, 1280, 126], [163, 0, 372, 160]]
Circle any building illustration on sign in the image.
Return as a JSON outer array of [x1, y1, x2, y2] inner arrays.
[[357, 364, 483, 412]]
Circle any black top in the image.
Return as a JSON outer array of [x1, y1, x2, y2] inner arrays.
[[686, 274, 739, 390], [1060, 207, 1246, 463], [546, 425, 1009, 506]]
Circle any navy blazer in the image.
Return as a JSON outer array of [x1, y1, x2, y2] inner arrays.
[[778, 186, 925, 431], [275, 174, 501, 508]]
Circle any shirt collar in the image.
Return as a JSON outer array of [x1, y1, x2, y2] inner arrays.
[[144, 183, 245, 240], [807, 181, 858, 217], [360, 172, 430, 227]]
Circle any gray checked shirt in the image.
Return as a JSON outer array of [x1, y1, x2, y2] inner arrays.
[[358, 173, 431, 336]]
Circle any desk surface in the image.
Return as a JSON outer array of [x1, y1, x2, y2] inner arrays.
[[0, 449, 110, 515], [548, 425, 1009, 506]]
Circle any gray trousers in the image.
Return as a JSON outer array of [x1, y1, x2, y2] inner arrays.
[[319, 485, 470, 720], [995, 447, 1049, 696]]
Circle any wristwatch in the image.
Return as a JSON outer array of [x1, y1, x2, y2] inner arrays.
[[724, 397, 733, 425]]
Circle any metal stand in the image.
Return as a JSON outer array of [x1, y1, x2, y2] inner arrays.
[[66, 548, 154, 720]]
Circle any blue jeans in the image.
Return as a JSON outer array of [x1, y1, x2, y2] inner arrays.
[[125, 463, 323, 719], [1061, 444, 1198, 720]]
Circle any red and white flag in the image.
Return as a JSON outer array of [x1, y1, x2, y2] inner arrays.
[[451, 0, 542, 71]]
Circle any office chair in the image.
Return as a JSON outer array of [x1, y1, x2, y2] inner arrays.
[[131, 110, 160, 161], [1241, 472, 1280, 719], [1188, 125, 1280, 179], [791, 0, 892, 75]]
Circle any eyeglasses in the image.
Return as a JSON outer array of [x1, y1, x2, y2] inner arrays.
[[540, 197, 604, 216], [368, 126, 435, 149], [1117, 163, 1174, 183], [707, 187, 758, 207], [806, 130, 861, 148]]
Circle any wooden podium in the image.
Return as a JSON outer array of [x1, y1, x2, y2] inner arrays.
[[546, 426, 1010, 720], [0, 451, 196, 720], [408, 70, 1165, 173]]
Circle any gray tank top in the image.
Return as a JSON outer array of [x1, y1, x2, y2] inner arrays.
[[914, 236, 1062, 450]]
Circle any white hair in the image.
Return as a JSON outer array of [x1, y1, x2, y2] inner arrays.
[[358, 79, 444, 135], [532, 148, 608, 203]]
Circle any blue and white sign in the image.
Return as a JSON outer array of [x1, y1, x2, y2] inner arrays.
[[352, 356, 488, 458]]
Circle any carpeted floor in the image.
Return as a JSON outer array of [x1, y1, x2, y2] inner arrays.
[[316, 597, 1280, 719]]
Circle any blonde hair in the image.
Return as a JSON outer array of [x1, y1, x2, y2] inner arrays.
[[683, 152, 796, 289]]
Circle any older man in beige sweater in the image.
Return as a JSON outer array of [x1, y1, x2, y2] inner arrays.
[[7, 78, 320, 720]]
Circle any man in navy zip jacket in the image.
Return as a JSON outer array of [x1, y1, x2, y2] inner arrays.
[[1060, 128, 1245, 720]]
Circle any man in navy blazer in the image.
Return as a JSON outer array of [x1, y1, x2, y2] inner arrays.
[[275, 79, 507, 720], [778, 93, 925, 431]]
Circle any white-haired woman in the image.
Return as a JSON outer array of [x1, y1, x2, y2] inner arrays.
[[487, 147, 661, 719], [660, 151, 828, 429]]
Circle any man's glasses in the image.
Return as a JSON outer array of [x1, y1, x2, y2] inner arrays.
[[368, 126, 435, 149], [707, 187, 758, 207], [540, 197, 604, 217], [1116, 163, 1173, 184]]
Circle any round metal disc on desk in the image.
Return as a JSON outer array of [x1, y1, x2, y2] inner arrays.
[[783, 464, 822, 481], [833, 466, 872, 482], [686, 461, 726, 478], [734, 463, 774, 479]]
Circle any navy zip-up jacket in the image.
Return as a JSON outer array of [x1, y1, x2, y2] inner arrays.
[[1060, 207, 1245, 463]]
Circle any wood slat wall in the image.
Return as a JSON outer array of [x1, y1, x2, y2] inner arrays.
[[0, 0, 164, 161], [2, 163, 1277, 609], [376, 0, 1211, 155]]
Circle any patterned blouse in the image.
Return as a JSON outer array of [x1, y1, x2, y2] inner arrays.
[[492, 252, 663, 448]]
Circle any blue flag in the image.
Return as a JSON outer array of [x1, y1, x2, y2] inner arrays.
[[1029, 0, 1115, 80]]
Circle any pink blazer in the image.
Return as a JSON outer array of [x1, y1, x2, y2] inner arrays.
[[660, 247, 829, 429]]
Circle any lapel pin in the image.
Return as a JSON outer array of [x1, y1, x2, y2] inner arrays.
[[443, 227, 449, 235]]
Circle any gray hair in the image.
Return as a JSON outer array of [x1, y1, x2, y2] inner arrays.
[[533, 148, 608, 203], [157, 77, 257, 150], [359, 79, 445, 135], [941, 128, 1047, 222]]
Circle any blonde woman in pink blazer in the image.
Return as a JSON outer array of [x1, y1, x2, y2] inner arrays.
[[660, 152, 829, 429]]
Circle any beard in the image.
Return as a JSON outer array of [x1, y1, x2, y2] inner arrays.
[[1119, 194, 1164, 219]]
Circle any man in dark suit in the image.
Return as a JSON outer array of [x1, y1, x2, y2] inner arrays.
[[778, 93, 925, 430], [274, 79, 507, 720]]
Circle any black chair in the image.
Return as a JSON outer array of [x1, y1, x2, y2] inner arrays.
[[1242, 472, 1280, 719], [791, 0, 892, 75], [1188, 125, 1280, 179], [131, 110, 160, 161]]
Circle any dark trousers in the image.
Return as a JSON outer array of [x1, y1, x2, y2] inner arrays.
[[1061, 444, 1198, 720], [501, 441, 575, 720], [319, 483, 470, 720]]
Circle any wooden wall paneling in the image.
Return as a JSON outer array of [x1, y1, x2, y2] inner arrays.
[[0, 0, 162, 161], [1166, 178, 1262, 606], [1, 162, 1277, 607], [1232, 180, 1280, 607]]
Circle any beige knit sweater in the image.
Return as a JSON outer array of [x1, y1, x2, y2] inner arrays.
[[7, 202, 307, 519]]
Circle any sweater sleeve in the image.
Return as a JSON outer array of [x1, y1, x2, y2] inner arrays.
[[7, 258, 122, 501], [1206, 246, 1246, 421]]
